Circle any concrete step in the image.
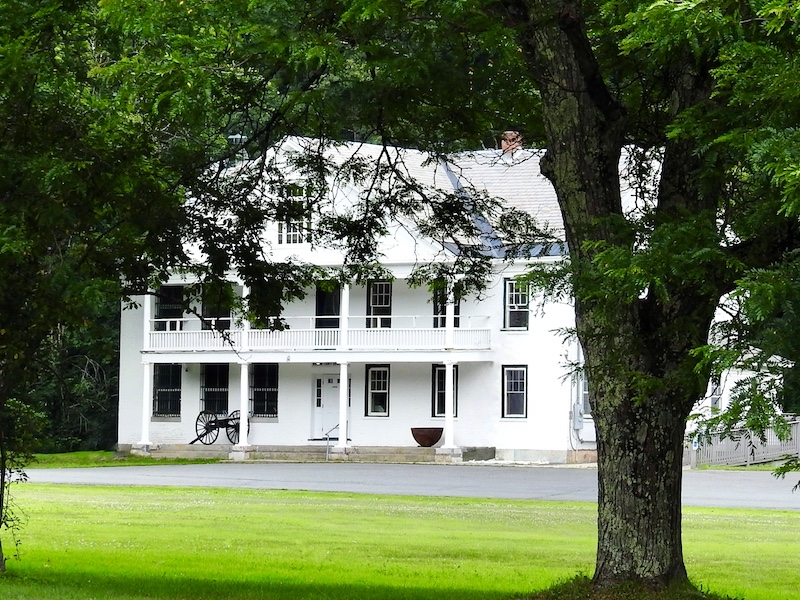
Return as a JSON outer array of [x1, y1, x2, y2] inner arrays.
[[150, 444, 232, 459], [137, 444, 494, 463]]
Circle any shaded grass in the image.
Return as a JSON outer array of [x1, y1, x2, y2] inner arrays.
[[520, 576, 737, 599], [30, 451, 221, 468], [1, 484, 799, 600]]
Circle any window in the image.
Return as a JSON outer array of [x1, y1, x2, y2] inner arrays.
[[277, 185, 311, 244], [365, 365, 390, 416], [432, 364, 458, 417], [153, 364, 181, 417], [154, 286, 184, 331], [315, 282, 341, 329], [581, 370, 592, 415], [278, 219, 310, 244], [432, 287, 461, 328], [367, 281, 392, 328], [502, 365, 527, 418], [709, 378, 721, 412], [201, 283, 233, 331], [504, 278, 529, 329], [251, 363, 278, 417], [201, 364, 229, 415]]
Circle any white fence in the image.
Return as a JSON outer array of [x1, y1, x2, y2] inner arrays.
[[691, 419, 800, 467]]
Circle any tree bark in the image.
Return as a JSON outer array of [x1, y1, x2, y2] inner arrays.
[[591, 369, 693, 585], [505, 0, 723, 587]]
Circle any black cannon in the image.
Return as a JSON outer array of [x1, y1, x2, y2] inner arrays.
[[190, 410, 249, 445]]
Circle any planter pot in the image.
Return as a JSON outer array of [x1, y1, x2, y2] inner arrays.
[[411, 427, 443, 447]]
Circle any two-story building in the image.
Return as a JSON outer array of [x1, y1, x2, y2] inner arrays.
[[116, 138, 597, 463]]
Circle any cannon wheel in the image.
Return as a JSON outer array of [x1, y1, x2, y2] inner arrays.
[[225, 410, 250, 445], [195, 411, 220, 445]]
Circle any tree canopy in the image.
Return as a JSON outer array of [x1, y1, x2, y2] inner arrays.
[[3, 0, 800, 592]]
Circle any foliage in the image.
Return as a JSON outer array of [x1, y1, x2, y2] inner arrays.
[[0, 400, 45, 571], [25, 301, 120, 453]]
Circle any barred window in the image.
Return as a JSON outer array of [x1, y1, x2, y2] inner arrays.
[[201, 364, 229, 415], [153, 364, 181, 417], [251, 363, 279, 417]]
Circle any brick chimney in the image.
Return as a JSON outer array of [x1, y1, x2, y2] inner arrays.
[[500, 130, 522, 154]]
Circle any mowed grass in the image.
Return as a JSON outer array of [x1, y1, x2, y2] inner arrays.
[[31, 451, 221, 468], [0, 484, 798, 600]]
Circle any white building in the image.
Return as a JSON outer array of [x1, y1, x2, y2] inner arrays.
[[116, 139, 597, 463]]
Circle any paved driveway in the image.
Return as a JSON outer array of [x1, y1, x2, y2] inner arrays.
[[25, 462, 800, 510]]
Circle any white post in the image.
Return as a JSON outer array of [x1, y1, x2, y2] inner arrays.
[[336, 361, 349, 448], [239, 362, 249, 447], [139, 362, 153, 446], [339, 283, 350, 349], [442, 360, 456, 448], [142, 292, 152, 351], [240, 285, 251, 352], [444, 290, 455, 349]]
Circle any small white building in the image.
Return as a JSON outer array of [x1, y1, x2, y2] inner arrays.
[[116, 139, 597, 463]]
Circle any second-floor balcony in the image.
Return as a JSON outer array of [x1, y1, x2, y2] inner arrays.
[[145, 314, 492, 353]]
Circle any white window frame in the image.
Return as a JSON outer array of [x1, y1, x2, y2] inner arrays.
[[277, 185, 311, 244], [504, 278, 529, 330], [502, 365, 527, 418], [278, 218, 310, 244], [366, 365, 390, 416], [432, 364, 458, 417], [581, 371, 591, 416], [367, 281, 392, 328]]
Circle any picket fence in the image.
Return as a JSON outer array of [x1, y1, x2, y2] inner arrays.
[[691, 419, 800, 467]]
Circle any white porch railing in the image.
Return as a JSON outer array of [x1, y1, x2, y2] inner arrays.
[[692, 419, 800, 467], [147, 314, 491, 353]]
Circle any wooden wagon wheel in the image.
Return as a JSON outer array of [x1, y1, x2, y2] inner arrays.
[[225, 410, 250, 445], [195, 411, 219, 445]]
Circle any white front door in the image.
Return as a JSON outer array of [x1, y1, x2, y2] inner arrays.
[[313, 375, 344, 439]]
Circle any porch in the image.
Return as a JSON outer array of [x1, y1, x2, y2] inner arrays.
[[145, 314, 492, 353]]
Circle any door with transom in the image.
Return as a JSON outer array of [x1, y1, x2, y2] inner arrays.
[[312, 375, 347, 439]]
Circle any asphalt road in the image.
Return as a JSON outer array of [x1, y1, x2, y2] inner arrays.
[[24, 462, 800, 510]]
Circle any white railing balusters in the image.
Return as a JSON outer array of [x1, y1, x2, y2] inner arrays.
[[147, 314, 492, 352]]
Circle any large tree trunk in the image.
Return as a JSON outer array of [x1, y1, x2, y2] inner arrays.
[[592, 378, 691, 585], [506, 0, 722, 587]]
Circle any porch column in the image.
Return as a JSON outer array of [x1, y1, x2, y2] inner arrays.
[[442, 360, 456, 449], [336, 361, 349, 448], [142, 292, 152, 351], [238, 362, 249, 447], [339, 283, 350, 349], [240, 284, 250, 352], [444, 292, 455, 349], [139, 361, 153, 446]]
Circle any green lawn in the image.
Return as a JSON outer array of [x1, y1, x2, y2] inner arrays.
[[30, 451, 221, 468], [0, 484, 798, 600]]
